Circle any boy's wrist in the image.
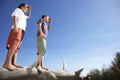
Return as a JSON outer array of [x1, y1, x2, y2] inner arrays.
[[48, 23, 51, 26]]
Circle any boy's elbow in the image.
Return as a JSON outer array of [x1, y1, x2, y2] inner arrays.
[[48, 28, 51, 31], [28, 15, 31, 18], [48, 29, 50, 31]]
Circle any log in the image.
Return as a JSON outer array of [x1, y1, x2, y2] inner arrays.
[[0, 62, 83, 80]]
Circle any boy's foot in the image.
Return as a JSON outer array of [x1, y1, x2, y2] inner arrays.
[[37, 65, 47, 72], [42, 66, 49, 71], [13, 64, 23, 68], [3, 64, 17, 71]]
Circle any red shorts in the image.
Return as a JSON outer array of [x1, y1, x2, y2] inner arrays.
[[6, 28, 25, 53]]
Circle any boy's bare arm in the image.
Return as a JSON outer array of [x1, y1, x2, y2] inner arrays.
[[38, 23, 46, 38], [48, 24, 51, 31], [27, 5, 31, 18], [13, 16, 18, 32], [47, 18, 52, 31]]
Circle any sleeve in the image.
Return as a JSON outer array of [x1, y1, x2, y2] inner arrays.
[[11, 8, 20, 17], [26, 15, 29, 19], [37, 19, 42, 24]]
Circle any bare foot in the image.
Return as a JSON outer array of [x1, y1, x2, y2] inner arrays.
[[3, 64, 17, 71], [42, 66, 49, 71], [13, 64, 23, 68], [37, 65, 47, 72]]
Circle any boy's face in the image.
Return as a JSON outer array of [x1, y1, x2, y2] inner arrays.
[[22, 4, 28, 12], [44, 16, 49, 22]]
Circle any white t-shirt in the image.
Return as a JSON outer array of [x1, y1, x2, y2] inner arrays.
[[11, 8, 29, 31]]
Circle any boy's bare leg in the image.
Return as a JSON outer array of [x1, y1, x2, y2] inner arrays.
[[3, 48, 17, 71], [41, 59, 48, 70], [12, 52, 23, 68], [37, 54, 47, 72]]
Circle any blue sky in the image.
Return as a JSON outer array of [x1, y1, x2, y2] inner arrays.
[[1, 0, 120, 75]]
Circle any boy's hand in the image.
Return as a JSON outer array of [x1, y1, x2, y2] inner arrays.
[[27, 5, 31, 11], [48, 18, 52, 24], [40, 33, 46, 39], [13, 27, 18, 33]]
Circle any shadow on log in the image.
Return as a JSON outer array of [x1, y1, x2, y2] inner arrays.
[[0, 62, 83, 80]]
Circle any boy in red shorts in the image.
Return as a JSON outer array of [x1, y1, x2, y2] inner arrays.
[[3, 3, 31, 71]]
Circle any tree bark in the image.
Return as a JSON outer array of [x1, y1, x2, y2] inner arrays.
[[0, 62, 83, 80]]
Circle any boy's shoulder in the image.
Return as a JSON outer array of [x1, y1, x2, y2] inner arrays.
[[37, 19, 44, 24]]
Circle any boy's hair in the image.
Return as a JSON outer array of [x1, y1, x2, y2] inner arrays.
[[18, 3, 26, 9], [41, 15, 48, 19]]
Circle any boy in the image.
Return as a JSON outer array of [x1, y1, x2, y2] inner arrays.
[[37, 15, 52, 72], [3, 3, 31, 71]]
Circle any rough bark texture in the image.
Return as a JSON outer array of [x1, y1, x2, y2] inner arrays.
[[0, 62, 83, 80]]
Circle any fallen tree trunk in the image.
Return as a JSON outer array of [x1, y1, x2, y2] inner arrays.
[[0, 62, 83, 80]]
